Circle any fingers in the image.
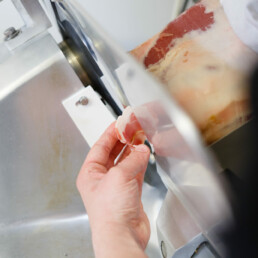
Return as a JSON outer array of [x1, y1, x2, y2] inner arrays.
[[78, 122, 119, 192], [77, 162, 106, 193], [114, 144, 150, 181], [114, 144, 131, 164], [85, 122, 118, 167], [107, 141, 127, 169]]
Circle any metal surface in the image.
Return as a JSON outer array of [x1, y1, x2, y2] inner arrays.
[[0, 33, 91, 257], [172, 234, 218, 258], [161, 241, 167, 258], [59, 41, 91, 87], [4, 0, 51, 50], [0, 31, 164, 257], [52, 2, 123, 116], [51, 1, 232, 256], [52, 0, 129, 111], [62, 86, 116, 148], [157, 189, 201, 257]]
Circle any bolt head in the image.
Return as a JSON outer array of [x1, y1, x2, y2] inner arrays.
[[4, 27, 15, 36], [76, 96, 89, 106], [4, 27, 20, 41]]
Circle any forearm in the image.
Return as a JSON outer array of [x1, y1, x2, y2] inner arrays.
[[92, 224, 147, 258]]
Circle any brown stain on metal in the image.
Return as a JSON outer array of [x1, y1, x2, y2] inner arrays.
[[39, 127, 77, 211], [37, 66, 80, 212]]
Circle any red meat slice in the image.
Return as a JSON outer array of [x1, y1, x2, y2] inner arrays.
[[143, 4, 214, 68], [130, 0, 258, 144]]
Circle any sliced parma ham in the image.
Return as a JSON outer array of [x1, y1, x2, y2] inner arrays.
[[130, 0, 258, 144], [115, 104, 160, 146], [115, 104, 195, 159], [115, 106, 146, 146]]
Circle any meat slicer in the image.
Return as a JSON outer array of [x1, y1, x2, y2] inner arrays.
[[0, 1, 251, 257]]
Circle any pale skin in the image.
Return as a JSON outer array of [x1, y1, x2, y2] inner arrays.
[[76, 122, 151, 258]]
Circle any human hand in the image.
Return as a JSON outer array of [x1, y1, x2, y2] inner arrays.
[[77, 122, 150, 257]]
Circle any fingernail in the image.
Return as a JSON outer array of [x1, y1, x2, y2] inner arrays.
[[134, 144, 149, 153]]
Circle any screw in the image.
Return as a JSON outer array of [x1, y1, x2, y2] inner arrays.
[[4, 27, 20, 41], [76, 96, 89, 106]]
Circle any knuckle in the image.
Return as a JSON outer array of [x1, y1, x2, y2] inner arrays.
[[94, 142, 111, 155], [86, 163, 103, 174]]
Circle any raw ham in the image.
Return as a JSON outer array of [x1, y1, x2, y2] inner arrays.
[[115, 105, 194, 159], [115, 106, 146, 146], [130, 0, 258, 144], [115, 104, 163, 146]]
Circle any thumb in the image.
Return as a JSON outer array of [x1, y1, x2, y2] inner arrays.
[[114, 144, 150, 180]]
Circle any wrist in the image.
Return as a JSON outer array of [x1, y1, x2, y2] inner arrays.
[[91, 223, 147, 258]]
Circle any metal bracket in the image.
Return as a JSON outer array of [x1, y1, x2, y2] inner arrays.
[[4, 0, 51, 50]]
